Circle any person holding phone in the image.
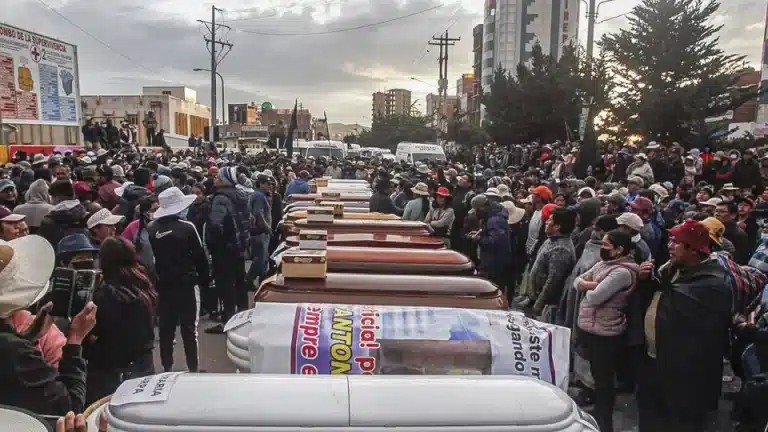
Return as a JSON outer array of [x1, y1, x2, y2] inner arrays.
[[84, 237, 157, 404], [0, 235, 97, 416]]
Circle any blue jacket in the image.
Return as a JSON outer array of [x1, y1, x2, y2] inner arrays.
[[285, 178, 311, 197], [477, 205, 512, 276]]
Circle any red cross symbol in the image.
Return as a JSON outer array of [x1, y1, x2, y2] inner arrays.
[[30, 46, 41, 63]]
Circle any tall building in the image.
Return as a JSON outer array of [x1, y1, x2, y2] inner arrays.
[[481, 0, 580, 93], [471, 24, 484, 126], [456, 73, 475, 120], [372, 89, 412, 117], [372, 91, 387, 117], [426, 93, 458, 132]]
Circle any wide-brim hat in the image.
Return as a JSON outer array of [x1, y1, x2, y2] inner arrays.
[[416, 165, 432, 175], [410, 182, 430, 196], [502, 201, 525, 225], [115, 181, 133, 198], [154, 187, 196, 219], [0, 235, 55, 319]]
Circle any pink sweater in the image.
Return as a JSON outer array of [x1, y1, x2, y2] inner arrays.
[[9, 310, 66, 368]]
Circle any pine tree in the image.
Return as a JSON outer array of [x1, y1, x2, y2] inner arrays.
[[600, 0, 754, 143]]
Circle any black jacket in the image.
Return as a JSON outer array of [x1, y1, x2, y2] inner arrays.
[[368, 193, 398, 215], [0, 321, 86, 416], [208, 186, 250, 254], [85, 281, 155, 371], [148, 215, 210, 289]]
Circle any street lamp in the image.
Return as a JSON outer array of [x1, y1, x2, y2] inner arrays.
[[193, 68, 225, 125]]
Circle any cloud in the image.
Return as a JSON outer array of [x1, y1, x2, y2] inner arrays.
[[3, 0, 763, 125], [6, 0, 480, 124]]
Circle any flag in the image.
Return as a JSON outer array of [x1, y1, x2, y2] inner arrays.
[[323, 111, 331, 143], [286, 99, 298, 158]]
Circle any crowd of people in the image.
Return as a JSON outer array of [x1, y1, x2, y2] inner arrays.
[[0, 138, 767, 430]]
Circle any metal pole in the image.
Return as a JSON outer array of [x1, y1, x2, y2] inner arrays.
[[218, 72, 225, 125], [209, 5, 217, 141], [586, 0, 596, 59]]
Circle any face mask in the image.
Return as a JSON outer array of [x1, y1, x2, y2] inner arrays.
[[71, 259, 95, 270], [632, 233, 641, 243], [600, 248, 616, 262], [178, 208, 189, 219]]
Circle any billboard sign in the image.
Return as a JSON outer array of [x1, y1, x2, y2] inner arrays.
[[0, 23, 80, 126]]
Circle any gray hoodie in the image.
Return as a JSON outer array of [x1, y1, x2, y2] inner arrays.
[[15, 179, 54, 228]]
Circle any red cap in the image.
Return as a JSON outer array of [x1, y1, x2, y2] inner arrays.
[[73, 181, 92, 196], [208, 167, 220, 176], [436, 187, 451, 197], [542, 203, 558, 221], [529, 185, 553, 201], [668, 219, 711, 255], [630, 197, 654, 212]]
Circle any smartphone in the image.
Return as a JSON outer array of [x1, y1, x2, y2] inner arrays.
[[70, 270, 98, 317], [48, 267, 75, 317]]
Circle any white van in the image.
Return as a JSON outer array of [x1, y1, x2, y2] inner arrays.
[[396, 142, 446, 163], [90, 374, 599, 431], [294, 140, 346, 160]]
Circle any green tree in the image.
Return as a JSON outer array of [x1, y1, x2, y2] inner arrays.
[[358, 114, 435, 150], [342, 133, 357, 145], [600, 0, 755, 144], [482, 43, 581, 144]]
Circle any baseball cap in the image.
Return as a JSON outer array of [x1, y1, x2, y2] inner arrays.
[[630, 197, 654, 213], [529, 185, 553, 201], [616, 212, 644, 232], [86, 208, 124, 229], [700, 217, 725, 245], [0, 206, 25, 222], [668, 219, 711, 255], [699, 197, 723, 207]]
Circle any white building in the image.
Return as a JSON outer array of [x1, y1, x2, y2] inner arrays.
[[481, 0, 580, 93], [81, 86, 211, 147]]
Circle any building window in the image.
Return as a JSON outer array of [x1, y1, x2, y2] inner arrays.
[[484, 58, 495, 68], [485, 22, 495, 34], [126, 114, 139, 125], [190, 115, 209, 138], [162, 91, 172, 95], [175, 112, 189, 136], [484, 40, 494, 52]]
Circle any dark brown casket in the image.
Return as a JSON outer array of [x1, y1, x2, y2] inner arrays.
[[284, 233, 445, 249], [292, 219, 431, 236], [255, 273, 507, 310]]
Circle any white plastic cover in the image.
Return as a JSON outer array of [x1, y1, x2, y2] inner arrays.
[[99, 374, 598, 431], [226, 303, 571, 390]]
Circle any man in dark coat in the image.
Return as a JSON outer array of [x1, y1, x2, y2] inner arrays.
[[637, 219, 731, 431]]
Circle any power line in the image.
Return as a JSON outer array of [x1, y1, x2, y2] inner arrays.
[[33, 0, 162, 77], [411, 5, 463, 65], [234, 4, 442, 36]]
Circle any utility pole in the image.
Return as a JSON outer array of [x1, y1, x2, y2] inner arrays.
[[428, 31, 460, 137], [198, 5, 233, 143], [586, 0, 597, 59]]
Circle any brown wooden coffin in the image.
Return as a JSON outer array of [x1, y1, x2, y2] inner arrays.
[[292, 219, 431, 236], [279, 246, 473, 275], [285, 210, 401, 223], [286, 193, 371, 204], [284, 233, 446, 249], [255, 273, 507, 310]]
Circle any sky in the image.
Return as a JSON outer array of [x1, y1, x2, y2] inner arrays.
[[3, 0, 767, 125]]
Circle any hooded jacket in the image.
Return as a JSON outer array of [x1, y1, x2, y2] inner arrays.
[[476, 204, 511, 277], [285, 178, 310, 197], [15, 179, 54, 230], [208, 186, 250, 255], [38, 200, 88, 250]]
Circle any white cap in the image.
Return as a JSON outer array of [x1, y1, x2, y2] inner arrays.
[[700, 197, 723, 207]]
